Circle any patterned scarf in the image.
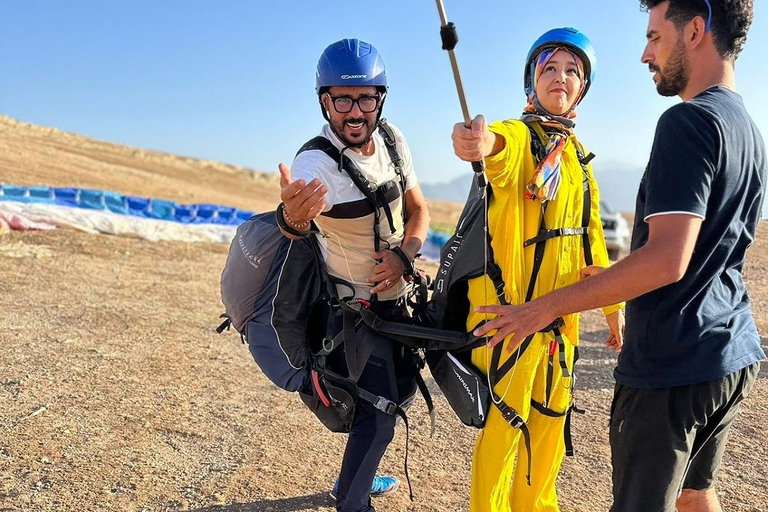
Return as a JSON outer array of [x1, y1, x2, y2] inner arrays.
[[522, 47, 584, 203]]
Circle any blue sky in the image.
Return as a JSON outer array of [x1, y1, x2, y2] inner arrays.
[[2, 1, 767, 211]]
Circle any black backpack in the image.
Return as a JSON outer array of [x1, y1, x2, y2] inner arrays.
[[218, 121, 477, 433]]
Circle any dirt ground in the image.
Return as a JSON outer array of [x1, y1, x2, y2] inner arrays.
[[0, 116, 766, 511]]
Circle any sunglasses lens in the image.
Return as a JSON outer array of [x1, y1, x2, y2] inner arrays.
[[358, 97, 378, 113], [333, 97, 353, 113]]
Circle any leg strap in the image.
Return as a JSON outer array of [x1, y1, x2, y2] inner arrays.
[[492, 395, 533, 486], [415, 372, 436, 437], [356, 388, 414, 502]]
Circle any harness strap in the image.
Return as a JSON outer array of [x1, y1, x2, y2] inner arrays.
[[553, 328, 570, 378], [296, 129, 407, 252], [375, 185, 397, 235], [523, 227, 588, 247], [530, 399, 567, 418], [525, 203, 549, 303], [485, 183, 511, 386], [377, 120, 408, 233], [355, 305, 479, 350], [545, 342, 555, 408], [492, 395, 533, 486], [355, 389, 414, 501], [564, 402, 586, 456], [415, 372, 436, 437], [378, 119, 407, 186], [342, 308, 365, 382], [486, 260, 507, 305], [493, 317, 565, 384], [216, 315, 231, 334], [576, 144, 594, 266], [529, 398, 585, 457]]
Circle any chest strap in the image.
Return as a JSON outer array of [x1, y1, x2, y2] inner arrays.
[[296, 123, 407, 252], [523, 227, 588, 247]]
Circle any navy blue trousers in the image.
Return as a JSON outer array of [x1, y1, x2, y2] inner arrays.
[[333, 320, 417, 512]]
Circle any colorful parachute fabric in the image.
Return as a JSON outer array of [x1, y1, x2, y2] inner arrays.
[[0, 185, 254, 243], [0, 184, 447, 258]]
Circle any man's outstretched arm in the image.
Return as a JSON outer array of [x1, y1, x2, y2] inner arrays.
[[474, 213, 703, 349]]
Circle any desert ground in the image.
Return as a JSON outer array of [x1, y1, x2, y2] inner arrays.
[[1, 116, 765, 512]]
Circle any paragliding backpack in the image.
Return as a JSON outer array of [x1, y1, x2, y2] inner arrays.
[[218, 120, 452, 436], [423, 121, 596, 484]]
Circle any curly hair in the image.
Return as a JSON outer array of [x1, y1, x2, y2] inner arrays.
[[639, 0, 753, 60]]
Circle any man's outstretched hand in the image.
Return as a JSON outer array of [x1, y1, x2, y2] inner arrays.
[[278, 163, 327, 224]]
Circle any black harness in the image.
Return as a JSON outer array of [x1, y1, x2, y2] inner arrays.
[[480, 123, 596, 475], [295, 120, 429, 501], [296, 119, 408, 253]]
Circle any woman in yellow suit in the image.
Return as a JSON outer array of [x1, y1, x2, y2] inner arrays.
[[451, 28, 625, 512]]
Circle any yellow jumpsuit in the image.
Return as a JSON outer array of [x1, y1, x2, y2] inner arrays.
[[467, 120, 623, 512]]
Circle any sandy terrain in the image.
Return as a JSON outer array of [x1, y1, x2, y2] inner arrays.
[[0, 116, 765, 512]]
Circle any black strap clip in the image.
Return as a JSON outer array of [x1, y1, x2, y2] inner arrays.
[[216, 314, 231, 334], [374, 396, 398, 416]]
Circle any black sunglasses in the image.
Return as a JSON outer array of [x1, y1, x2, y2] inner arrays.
[[326, 94, 381, 114]]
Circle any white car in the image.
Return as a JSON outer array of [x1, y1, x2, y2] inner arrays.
[[600, 201, 631, 260]]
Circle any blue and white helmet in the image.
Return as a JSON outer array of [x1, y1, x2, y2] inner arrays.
[[316, 38, 387, 93], [524, 27, 596, 104]]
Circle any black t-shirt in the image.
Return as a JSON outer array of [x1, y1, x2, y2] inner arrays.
[[618, 86, 766, 388]]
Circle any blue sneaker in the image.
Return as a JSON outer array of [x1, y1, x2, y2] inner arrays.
[[329, 474, 400, 501]]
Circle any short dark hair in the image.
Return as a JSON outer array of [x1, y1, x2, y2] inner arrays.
[[639, 0, 753, 60]]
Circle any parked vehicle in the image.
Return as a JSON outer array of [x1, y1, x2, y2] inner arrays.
[[600, 201, 630, 260]]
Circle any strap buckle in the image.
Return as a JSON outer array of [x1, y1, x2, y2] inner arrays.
[[505, 411, 525, 429], [374, 396, 398, 415], [345, 298, 371, 311]]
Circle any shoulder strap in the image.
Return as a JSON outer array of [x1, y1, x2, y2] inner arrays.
[[377, 119, 405, 175], [574, 142, 595, 267], [527, 122, 548, 162], [296, 136, 379, 204], [377, 119, 408, 220], [298, 136, 391, 250]]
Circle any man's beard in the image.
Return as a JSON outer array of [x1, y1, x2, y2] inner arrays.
[[651, 38, 690, 97], [330, 117, 375, 148]]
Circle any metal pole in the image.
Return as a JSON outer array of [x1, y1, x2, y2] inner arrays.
[[434, 0, 485, 181]]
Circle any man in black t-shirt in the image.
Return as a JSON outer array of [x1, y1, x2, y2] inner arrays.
[[471, 1, 765, 511]]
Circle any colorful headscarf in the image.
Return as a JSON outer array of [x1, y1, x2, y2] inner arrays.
[[522, 47, 585, 203]]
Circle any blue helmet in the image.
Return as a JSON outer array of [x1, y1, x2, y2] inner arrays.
[[524, 28, 596, 104], [316, 38, 387, 93]]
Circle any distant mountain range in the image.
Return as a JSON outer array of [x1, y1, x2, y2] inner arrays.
[[421, 164, 645, 213]]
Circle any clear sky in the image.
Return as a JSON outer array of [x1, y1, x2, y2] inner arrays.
[[2, 1, 767, 202]]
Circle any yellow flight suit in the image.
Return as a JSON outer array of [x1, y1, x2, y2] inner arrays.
[[467, 119, 623, 512]]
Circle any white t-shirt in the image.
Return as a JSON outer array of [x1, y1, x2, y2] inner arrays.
[[291, 123, 418, 300]]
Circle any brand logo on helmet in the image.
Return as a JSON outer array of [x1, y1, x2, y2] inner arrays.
[[340, 74, 367, 79]]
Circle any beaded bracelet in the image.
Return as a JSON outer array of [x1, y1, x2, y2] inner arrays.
[[282, 204, 310, 230], [276, 203, 310, 237]]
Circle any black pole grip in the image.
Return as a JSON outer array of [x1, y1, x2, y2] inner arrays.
[[472, 161, 486, 187], [440, 22, 459, 51]]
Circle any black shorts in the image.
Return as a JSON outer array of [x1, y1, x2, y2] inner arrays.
[[608, 363, 759, 512]]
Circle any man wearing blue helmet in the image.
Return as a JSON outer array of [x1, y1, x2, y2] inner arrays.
[[472, 2, 764, 512], [277, 38, 430, 512], [451, 28, 624, 511]]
